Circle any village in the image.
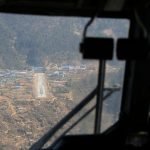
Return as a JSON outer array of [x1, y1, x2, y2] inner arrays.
[[0, 63, 97, 101]]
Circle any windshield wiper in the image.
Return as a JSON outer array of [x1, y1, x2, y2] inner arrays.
[[46, 88, 120, 150], [30, 86, 120, 150]]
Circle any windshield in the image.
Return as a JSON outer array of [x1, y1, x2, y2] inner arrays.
[[0, 14, 129, 149]]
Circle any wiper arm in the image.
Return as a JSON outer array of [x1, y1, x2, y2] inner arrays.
[[30, 87, 97, 150], [30, 86, 120, 150], [47, 88, 119, 150]]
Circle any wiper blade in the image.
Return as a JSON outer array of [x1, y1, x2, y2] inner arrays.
[[30, 86, 120, 150], [47, 88, 119, 150], [30, 88, 97, 150]]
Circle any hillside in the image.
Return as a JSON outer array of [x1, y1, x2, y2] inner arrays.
[[0, 14, 129, 69]]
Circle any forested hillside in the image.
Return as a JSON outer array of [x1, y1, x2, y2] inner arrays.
[[0, 14, 129, 69]]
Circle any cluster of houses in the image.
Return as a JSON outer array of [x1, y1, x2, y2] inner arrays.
[[46, 64, 87, 78], [59, 64, 86, 71], [46, 63, 86, 71]]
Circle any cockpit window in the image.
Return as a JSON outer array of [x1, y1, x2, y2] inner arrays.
[[0, 14, 129, 149]]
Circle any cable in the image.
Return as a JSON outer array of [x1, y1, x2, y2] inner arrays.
[[82, 1, 101, 42], [82, 15, 96, 41], [134, 9, 148, 38]]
